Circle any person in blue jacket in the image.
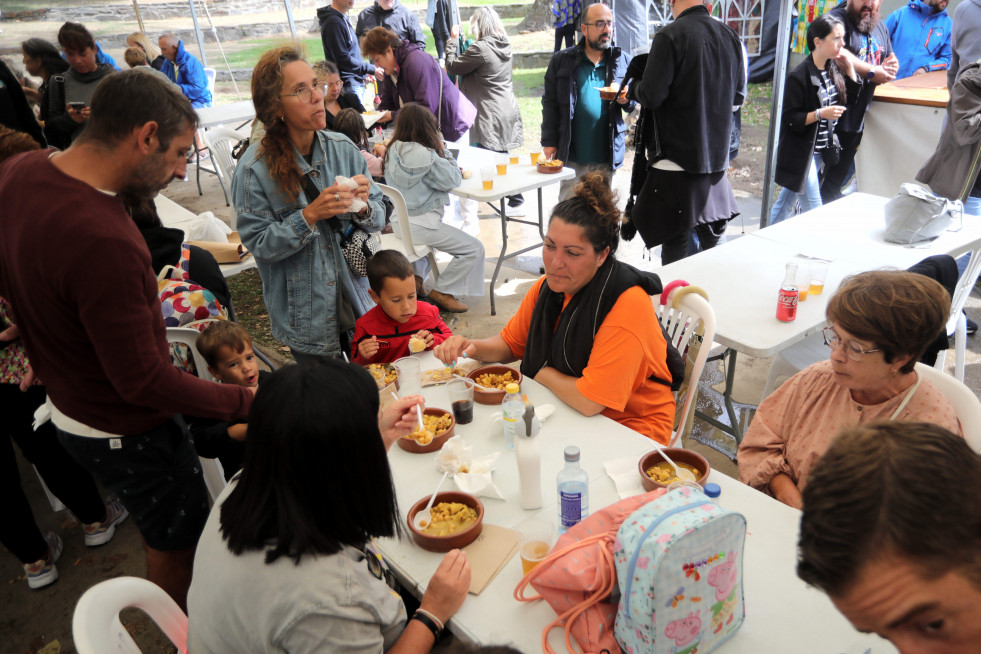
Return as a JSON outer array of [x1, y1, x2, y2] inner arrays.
[[94, 41, 121, 71], [158, 34, 212, 108], [885, 0, 951, 79]]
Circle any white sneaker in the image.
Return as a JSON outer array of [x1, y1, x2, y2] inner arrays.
[[24, 532, 63, 590], [505, 204, 526, 217], [82, 495, 129, 547]]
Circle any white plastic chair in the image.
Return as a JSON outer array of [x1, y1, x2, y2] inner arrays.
[[914, 362, 981, 453], [203, 67, 216, 106], [657, 285, 716, 447], [376, 183, 440, 282], [73, 576, 187, 654], [164, 327, 227, 501], [200, 126, 245, 223]]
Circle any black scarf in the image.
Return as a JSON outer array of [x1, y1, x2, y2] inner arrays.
[[520, 258, 664, 381]]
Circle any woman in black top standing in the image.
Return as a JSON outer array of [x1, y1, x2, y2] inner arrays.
[[19, 38, 69, 147], [770, 14, 857, 225]]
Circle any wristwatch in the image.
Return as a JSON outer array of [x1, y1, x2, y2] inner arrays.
[[866, 66, 877, 81]]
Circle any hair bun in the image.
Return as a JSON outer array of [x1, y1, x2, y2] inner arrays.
[[573, 173, 621, 228]]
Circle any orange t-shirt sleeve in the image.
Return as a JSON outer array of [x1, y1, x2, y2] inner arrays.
[[500, 277, 546, 359]]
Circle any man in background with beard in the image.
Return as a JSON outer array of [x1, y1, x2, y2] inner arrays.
[[821, 0, 899, 203], [0, 69, 253, 609], [541, 1, 633, 199]]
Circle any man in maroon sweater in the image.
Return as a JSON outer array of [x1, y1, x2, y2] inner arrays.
[[0, 69, 252, 609]]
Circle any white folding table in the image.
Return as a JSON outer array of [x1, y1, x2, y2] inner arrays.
[[450, 147, 575, 315], [375, 352, 895, 653]]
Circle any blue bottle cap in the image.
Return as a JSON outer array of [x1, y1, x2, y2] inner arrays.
[[704, 482, 722, 499]]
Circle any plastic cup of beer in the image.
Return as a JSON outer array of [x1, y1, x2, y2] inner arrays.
[[516, 518, 555, 576], [809, 262, 829, 296], [495, 154, 508, 176], [509, 150, 520, 165], [530, 151, 542, 165], [796, 265, 811, 302], [480, 166, 495, 191]]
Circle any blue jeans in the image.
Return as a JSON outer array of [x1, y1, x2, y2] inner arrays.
[[770, 153, 823, 225]]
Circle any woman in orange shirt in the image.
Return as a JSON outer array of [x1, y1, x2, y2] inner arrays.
[[435, 174, 676, 443]]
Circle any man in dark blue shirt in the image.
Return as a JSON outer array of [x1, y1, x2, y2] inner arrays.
[[318, 0, 383, 98], [541, 2, 633, 200]]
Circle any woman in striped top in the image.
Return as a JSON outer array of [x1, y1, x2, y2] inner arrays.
[[770, 13, 858, 225]]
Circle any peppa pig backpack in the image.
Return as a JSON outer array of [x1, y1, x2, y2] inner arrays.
[[613, 484, 746, 654]]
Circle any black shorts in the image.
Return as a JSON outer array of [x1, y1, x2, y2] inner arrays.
[[57, 418, 210, 551]]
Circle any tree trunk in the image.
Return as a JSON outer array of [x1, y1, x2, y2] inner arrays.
[[519, 0, 554, 33]]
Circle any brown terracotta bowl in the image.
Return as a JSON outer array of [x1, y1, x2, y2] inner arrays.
[[599, 88, 619, 101], [537, 162, 564, 174], [407, 491, 484, 552], [638, 448, 711, 491], [467, 365, 523, 405], [396, 407, 455, 453]]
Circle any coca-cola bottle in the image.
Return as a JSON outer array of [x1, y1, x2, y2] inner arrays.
[[776, 261, 799, 322]]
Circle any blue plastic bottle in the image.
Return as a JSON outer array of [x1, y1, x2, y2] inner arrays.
[[557, 446, 589, 532]]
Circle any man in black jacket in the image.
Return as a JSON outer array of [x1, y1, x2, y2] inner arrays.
[[632, 0, 745, 264], [356, 0, 426, 47], [318, 0, 383, 98], [541, 2, 633, 200]]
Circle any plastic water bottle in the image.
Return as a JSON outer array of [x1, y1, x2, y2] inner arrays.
[[501, 383, 523, 450], [557, 446, 589, 532], [515, 403, 542, 509], [704, 482, 722, 505]]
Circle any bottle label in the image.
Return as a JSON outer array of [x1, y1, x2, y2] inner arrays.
[[559, 490, 582, 529]]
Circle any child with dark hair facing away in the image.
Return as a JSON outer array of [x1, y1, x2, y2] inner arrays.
[[352, 250, 453, 363], [333, 107, 386, 180], [184, 322, 269, 480]]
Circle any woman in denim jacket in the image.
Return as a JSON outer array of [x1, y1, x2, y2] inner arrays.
[[383, 104, 484, 313], [233, 47, 384, 361]]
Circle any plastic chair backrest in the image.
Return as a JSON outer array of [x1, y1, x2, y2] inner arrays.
[[201, 126, 244, 228], [913, 362, 981, 453], [377, 183, 429, 260], [72, 576, 187, 654], [203, 67, 216, 99], [164, 327, 226, 498], [657, 287, 716, 447]]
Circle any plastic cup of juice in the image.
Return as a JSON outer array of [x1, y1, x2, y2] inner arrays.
[[480, 166, 495, 191], [516, 518, 554, 575], [495, 154, 508, 176], [809, 262, 829, 296], [530, 151, 542, 165], [509, 150, 519, 165]]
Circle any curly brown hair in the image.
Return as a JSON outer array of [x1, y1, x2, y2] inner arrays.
[[382, 103, 444, 170], [0, 126, 42, 163], [551, 173, 622, 255], [251, 45, 308, 202]]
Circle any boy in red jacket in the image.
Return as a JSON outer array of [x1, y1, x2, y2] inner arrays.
[[353, 250, 452, 363]]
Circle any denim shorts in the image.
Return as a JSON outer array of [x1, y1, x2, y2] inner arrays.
[[57, 418, 210, 551]]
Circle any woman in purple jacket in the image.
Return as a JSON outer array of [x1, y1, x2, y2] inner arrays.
[[361, 27, 476, 143]]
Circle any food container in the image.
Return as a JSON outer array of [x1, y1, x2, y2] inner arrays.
[[407, 491, 484, 552], [537, 161, 564, 174], [467, 365, 523, 405], [599, 88, 619, 101], [638, 448, 711, 491], [396, 407, 455, 453]]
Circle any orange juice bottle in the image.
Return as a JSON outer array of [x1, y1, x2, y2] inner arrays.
[[798, 286, 808, 302]]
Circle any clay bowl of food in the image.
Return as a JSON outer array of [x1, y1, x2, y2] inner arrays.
[[598, 86, 620, 101], [366, 363, 399, 394], [537, 159, 564, 174], [638, 448, 711, 491], [467, 365, 523, 405], [407, 491, 484, 552], [397, 407, 455, 454]]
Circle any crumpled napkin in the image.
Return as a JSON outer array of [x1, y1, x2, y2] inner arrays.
[[187, 211, 231, 243], [436, 436, 505, 500], [335, 175, 367, 214], [604, 456, 647, 500]]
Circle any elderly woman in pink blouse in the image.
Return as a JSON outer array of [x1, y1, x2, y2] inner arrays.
[[738, 270, 963, 509]]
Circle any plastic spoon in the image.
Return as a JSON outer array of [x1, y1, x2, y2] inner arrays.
[[651, 442, 697, 482], [414, 471, 450, 530]]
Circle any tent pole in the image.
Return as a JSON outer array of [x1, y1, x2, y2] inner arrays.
[[284, 1, 299, 41], [760, 0, 796, 228], [132, 1, 145, 33], [188, 0, 209, 68]]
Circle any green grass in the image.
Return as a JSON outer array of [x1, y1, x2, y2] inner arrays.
[[742, 82, 773, 129]]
